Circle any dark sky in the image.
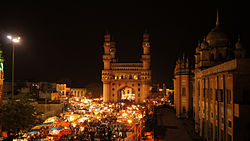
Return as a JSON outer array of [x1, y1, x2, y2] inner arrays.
[[0, 1, 249, 88]]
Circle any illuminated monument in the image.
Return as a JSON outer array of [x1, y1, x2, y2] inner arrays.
[[0, 50, 4, 106], [102, 31, 151, 103]]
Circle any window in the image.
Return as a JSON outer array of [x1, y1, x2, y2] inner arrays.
[[138, 93, 140, 97], [112, 83, 115, 86], [203, 88, 206, 99], [183, 107, 186, 113], [112, 94, 114, 97], [138, 88, 140, 91], [210, 53, 214, 61], [216, 89, 223, 102], [112, 88, 115, 91], [218, 53, 223, 61], [182, 88, 186, 96], [138, 83, 140, 86], [210, 89, 213, 100], [227, 134, 232, 141], [228, 120, 232, 128]]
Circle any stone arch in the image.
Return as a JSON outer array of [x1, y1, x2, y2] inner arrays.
[[117, 85, 136, 102]]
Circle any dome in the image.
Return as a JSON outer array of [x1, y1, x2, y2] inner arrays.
[[206, 26, 230, 46]]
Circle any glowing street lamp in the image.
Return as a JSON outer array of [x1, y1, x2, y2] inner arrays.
[[6, 35, 21, 99]]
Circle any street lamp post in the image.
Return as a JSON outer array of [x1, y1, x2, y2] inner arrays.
[[7, 35, 21, 99]]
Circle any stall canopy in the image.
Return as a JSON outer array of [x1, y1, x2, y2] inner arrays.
[[48, 127, 64, 131], [53, 122, 70, 127]]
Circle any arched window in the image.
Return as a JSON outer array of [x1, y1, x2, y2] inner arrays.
[[218, 53, 223, 60], [210, 53, 214, 61]]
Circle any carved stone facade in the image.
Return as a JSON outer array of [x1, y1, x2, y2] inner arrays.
[[174, 11, 250, 141], [102, 32, 151, 103], [173, 55, 193, 118]]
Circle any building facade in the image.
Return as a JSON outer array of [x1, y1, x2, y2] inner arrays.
[[56, 84, 67, 96], [174, 11, 250, 141], [70, 88, 87, 98], [102, 32, 151, 103], [173, 55, 193, 118]]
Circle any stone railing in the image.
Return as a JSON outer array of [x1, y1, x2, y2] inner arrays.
[[200, 59, 237, 77], [111, 63, 143, 70]]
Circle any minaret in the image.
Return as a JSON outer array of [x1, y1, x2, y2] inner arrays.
[[102, 33, 112, 103], [140, 29, 151, 103], [141, 29, 151, 69], [110, 36, 117, 62], [234, 35, 246, 59], [0, 49, 4, 107], [216, 9, 220, 27], [103, 33, 112, 69]]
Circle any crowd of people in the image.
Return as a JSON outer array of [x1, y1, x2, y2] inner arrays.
[[21, 98, 146, 141]]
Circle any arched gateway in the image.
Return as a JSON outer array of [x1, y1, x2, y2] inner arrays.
[[101, 31, 151, 103]]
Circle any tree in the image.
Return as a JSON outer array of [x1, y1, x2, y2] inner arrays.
[[0, 98, 40, 133]]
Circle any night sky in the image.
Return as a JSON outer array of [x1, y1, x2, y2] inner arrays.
[[0, 2, 249, 88]]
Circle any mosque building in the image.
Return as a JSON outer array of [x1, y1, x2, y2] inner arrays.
[[174, 11, 250, 141]]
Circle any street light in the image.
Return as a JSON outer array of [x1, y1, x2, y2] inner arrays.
[[6, 35, 21, 99]]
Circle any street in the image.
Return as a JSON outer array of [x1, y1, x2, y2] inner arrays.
[[153, 106, 192, 141]]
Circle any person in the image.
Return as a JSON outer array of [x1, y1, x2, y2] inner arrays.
[[107, 126, 112, 141], [3, 131, 15, 141]]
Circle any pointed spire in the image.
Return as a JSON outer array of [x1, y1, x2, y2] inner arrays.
[[197, 40, 200, 46], [237, 34, 241, 42], [203, 36, 206, 41], [104, 29, 111, 42], [177, 57, 181, 63], [236, 34, 243, 49], [216, 9, 219, 27], [105, 28, 110, 35], [145, 27, 148, 34], [143, 28, 150, 42]]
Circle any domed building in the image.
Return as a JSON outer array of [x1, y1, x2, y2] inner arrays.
[[174, 10, 250, 141]]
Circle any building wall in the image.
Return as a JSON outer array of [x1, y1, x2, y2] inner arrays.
[[56, 84, 67, 96], [176, 12, 249, 140], [33, 102, 63, 120], [70, 88, 87, 98], [193, 59, 250, 141], [174, 56, 193, 118]]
